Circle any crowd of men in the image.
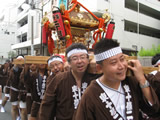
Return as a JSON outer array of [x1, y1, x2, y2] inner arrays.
[[0, 39, 160, 120]]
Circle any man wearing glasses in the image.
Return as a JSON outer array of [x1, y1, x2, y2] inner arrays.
[[39, 43, 101, 120], [46, 55, 64, 86]]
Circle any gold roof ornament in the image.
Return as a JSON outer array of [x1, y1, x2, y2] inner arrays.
[[42, 12, 49, 25], [53, 38, 66, 55], [69, 5, 99, 29], [60, 3, 66, 14], [102, 9, 111, 24], [42, 12, 55, 30]]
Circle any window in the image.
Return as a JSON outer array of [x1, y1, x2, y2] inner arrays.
[[124, 20, 160, 38]]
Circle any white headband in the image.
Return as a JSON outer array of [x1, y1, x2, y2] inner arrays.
[[48, 57, 63, 66], [67, 49, 88, 58], [153, 59, 160, 67], [16, 56, 24, 59], [94, 47, 122, 62]]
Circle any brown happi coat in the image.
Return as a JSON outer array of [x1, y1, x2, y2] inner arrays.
[[24, 68, 48, 117], [0, 64, 11, 93], [19, 69, 27, 102], [24, 70, 48, 102], [46, 73, 56, 88], [0, 64, 9, 91], [143, 72, 160, 120], [39, 70, 102, 120], [9, 67, 23, 102], [23, 68, 36, 115], [74, 76, 160, 120], [9, 67, 23, 89]]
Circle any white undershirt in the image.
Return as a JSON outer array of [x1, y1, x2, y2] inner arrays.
[[96, 79, 126, 120], [150, 70, 158, 75]]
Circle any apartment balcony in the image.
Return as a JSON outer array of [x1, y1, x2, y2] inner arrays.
[[17, 12, 28, 23], [17, 24, 28, 37], [122, 31, 160, 50], [124, 8, 160, 30], [11, 37, 41, 50]]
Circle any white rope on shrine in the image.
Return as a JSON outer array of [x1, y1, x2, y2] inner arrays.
[[48, 57, 63, 66], [94, 47, 122, 62], [67, 49, 88, 58]]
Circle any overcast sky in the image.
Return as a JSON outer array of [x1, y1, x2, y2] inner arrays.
[[0, 0, 18, 13], [0, 0, 18, 23]]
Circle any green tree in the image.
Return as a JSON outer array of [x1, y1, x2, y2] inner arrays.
[[8, 50, 16, 59], [138, 45, 160, 56]]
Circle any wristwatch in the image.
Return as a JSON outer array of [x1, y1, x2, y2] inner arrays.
[[140, 80, 150, 88]]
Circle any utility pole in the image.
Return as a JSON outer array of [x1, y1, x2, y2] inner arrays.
[[40, 0, 44, 55], [29, 0, 51, 55], [30, 0, 35, 56], [137, 0, 140, 51], [31, 15, 34, 55]]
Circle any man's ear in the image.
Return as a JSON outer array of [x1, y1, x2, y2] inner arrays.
[[96, 64, 103, 74]]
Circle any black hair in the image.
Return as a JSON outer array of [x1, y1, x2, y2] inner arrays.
[[152, 53, 160, 66], [88, 48, 93, 52], [65, 43, 88, 62], [16, 54, 24, 58], [94, 38, 120, 64]]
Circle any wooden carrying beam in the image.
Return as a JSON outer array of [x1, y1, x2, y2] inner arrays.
[[13, 59, 25, 64], [127, 66, 159, 76], [25, 56, 50, 64], [126, 56, 159, 75], [142, 66, 159, 74], [125, 56, 137, 61]]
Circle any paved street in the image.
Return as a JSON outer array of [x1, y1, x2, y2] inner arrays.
[[0, 94, 12, 120]]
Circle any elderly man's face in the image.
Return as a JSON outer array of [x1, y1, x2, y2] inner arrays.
[[49, 61, 64, 74], [69, 53, 89, 74]]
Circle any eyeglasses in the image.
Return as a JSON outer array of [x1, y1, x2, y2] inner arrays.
[[49, 62, 62, 69], [70, 54, 88, 62]]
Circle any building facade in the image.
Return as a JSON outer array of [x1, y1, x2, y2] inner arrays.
[[11, 0, 160, 56], [11, 0, 43, 56], [84, 0, 160, 51], [0, 24, 16, 64], [0, 4, 17, 64]]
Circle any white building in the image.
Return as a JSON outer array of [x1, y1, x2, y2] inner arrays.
[[0, 5, 17, 64], [11, 0, 43, 56], [11, 0, 160, 56], [80, 0, 160, 53]]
